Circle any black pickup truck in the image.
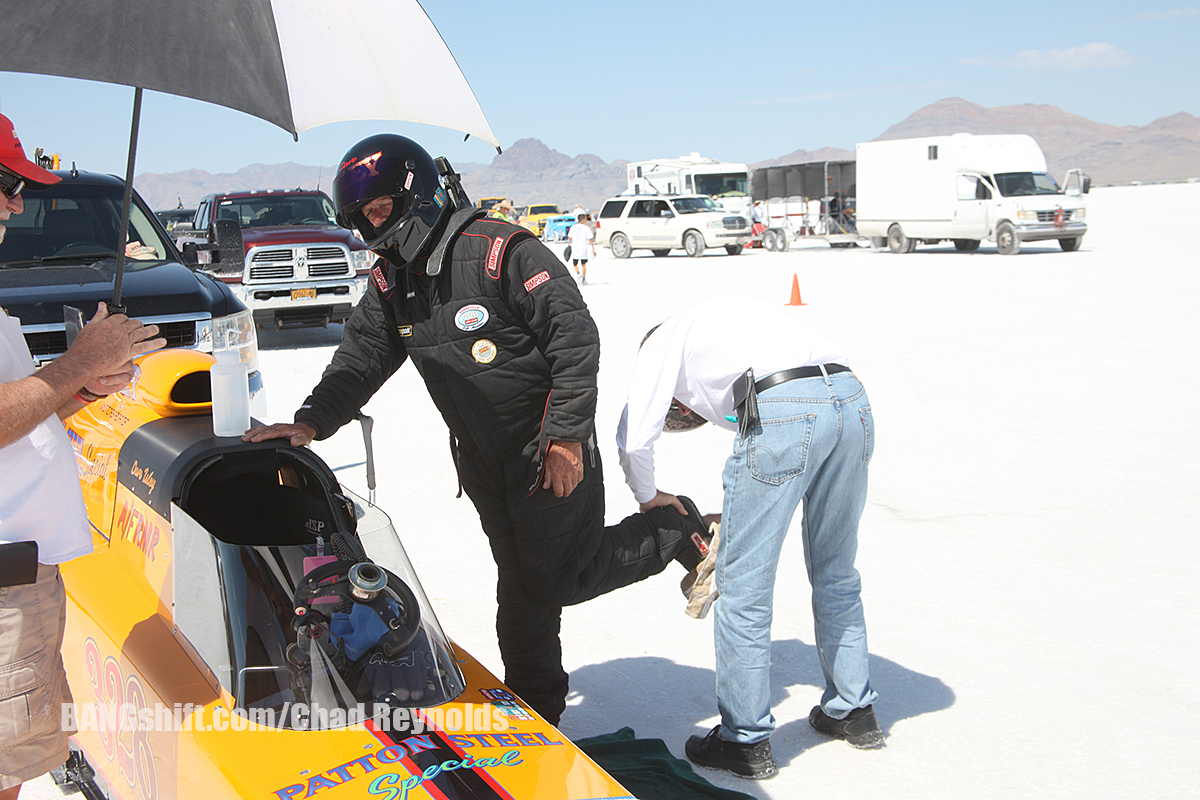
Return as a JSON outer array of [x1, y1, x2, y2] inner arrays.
[[0, 170, 262, 394]]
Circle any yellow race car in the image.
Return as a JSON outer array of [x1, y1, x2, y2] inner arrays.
[[56, 348, 634, 800]]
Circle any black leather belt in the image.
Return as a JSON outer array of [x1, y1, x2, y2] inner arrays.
[[732, 364, 851, 437], [754, 364, 850, 394]]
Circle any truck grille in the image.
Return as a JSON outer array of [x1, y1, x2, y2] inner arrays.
[[1036, 210, 1075, 223], [722, 216, 748, 230], [247, 244, 353, 282], [25, 319, 200, 363]]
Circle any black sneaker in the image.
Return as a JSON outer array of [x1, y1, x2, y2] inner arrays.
[[808, 704, 886, 749], [685, 725, 777, 779], [671, 495, 713, 571]]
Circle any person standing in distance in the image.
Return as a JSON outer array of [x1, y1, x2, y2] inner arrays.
[[566, 212, 594, 285], [617, 295, 883, 779], [244, 134, 712, 725]]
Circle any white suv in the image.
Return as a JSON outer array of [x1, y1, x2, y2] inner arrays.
[[595, 195, 750, 258]]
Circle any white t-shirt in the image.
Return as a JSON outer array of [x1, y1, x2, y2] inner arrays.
[[0, 311, 92, 564], [567, 222, 594, 257], [616, 295, 849, 503]]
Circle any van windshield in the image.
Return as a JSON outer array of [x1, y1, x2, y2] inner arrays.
[[993, 172, 1062, 197]]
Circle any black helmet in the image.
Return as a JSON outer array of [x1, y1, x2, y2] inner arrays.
[[332, 134, 453, 269]]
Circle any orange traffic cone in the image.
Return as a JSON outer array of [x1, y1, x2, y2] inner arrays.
[[786, 274, 806, 306]]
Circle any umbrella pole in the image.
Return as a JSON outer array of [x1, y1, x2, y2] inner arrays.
[[111, 86, 143, 313]]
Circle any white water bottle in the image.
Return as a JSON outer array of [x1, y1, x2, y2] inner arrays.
[[211, 349, 250, 436]]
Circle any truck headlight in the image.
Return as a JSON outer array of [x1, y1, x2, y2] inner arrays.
[[205, 309, 259, 373], [705, 220, 724, 229], [352, 249, 375, 271], [1017, 210, 1038, 221], [1073, 208, 1086, 220]]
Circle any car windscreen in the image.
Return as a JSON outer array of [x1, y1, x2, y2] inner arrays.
[[528, 205, 560, 216], [173, 481, 466, 731], [993, 172, 1062, 197], [672, 197, 720, 214], [0, 182, 173, 268], [218, 195, 337, 227], [694, 173, 748, 197]]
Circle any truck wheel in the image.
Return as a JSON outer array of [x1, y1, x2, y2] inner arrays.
[[954, 239, 981, 252], [887, 224, 914, 254], [1059, 237, 1081, 252], [610, 233, 631, 259], [651, 249, 670, 257], [725, 245, 742, 255], [996, 222, 1019, 255], [684, 231, 705, 258], [871, 236, 887, 249]]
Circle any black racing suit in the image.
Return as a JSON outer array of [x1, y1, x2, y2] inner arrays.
[[295, 209, 690, 722]]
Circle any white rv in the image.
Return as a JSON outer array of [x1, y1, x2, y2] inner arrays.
[[626, 154, 750, 217], [855, 134, 1089, 254]]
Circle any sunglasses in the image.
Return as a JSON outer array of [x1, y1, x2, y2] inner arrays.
[[0, 171, 24, 200]]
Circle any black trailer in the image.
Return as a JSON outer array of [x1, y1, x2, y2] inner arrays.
[[749, 160, 862, 250]]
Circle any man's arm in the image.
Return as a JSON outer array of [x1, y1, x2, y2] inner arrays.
[[244, 284, 406, 444], [502, 237, 599, 497], [1, 303, 164, 447]]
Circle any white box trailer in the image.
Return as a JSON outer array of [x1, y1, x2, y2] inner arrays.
[[855, 134, 1089, 255], [750, 160, 861, 250]]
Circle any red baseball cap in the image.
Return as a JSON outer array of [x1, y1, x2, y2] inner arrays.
[[0, 113, 61, 189]]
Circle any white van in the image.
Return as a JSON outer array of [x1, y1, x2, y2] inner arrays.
[[855, 134, 1089, 254], [595, 195, 751, 258]]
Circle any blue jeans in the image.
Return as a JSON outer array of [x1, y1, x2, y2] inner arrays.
[[714, 370, 877, 743]]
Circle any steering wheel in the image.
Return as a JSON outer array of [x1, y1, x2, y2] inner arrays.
[[51, 241, 118, 258], [291, 559, 421, 657]]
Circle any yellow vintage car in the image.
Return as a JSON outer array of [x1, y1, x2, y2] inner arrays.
[[55, 348, 635, 800], [518, 203, 561, 237]]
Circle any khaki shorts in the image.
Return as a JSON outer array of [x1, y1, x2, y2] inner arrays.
[[0, 563, 74, 790]]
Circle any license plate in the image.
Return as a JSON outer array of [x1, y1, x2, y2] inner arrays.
[[291, 287, 317, 301]]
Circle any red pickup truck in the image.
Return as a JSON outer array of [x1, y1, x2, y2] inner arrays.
[[185, 189, 373, 330]]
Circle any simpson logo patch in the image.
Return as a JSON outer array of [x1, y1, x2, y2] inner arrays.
[[471, 339, 497, 364], [454, 304, 489, 332], [370, 264, 389, 293], [398, 325, 413, 337], [523, 271, 551, 292], [486, 236, 504, 280]]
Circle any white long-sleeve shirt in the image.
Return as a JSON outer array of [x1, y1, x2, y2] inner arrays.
[[616, 296, 848, 504]]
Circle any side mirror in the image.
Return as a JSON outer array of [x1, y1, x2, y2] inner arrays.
[[1082, 176, 1092, 195], [208, 219, 245, 273]]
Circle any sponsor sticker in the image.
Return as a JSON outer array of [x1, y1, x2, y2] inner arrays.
[[398, 325, 413, 337], [523, 270, 550, 292], [472, 339, 497, 364], [404, 170, 414, 191], [455, 304, 489, 332], [486, 236, 504, 279], [434, 186, 446, 208], [370, 264, 389, 293]]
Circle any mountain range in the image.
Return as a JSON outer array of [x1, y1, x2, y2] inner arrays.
[[135, 97, 1200, 213]]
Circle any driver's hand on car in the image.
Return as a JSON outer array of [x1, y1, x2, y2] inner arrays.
[[243, 421, 317, 447]]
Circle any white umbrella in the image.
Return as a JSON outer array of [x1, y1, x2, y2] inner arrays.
[[0, 0, 499, 305]]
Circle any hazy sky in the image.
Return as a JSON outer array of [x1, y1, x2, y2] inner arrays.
[[1, 0, 1196, 179]]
